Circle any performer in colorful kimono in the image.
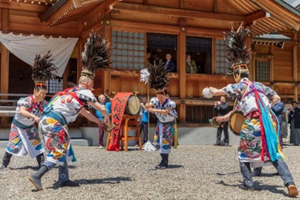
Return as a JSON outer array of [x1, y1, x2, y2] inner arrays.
[[29, 32, 112, 190], [202, 25, 298, 197], [252, 101, 285, 176], [145, 63, 177, 169], [0, 52, 56, 170]]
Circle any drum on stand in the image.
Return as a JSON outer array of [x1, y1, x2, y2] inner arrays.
[[125, 95, 141, 115]]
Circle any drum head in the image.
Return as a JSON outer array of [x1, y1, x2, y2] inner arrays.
[[127, 96, 140, 115], [229, 111, 245, 136]]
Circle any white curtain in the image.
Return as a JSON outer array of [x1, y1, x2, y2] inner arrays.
[[0, 32, 78, 77]]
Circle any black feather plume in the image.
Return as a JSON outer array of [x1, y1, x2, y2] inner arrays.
[[147, 63, 169, 90], [81, 31, 112, 78], [224, 25, 250, 74], [32, 51, 57, 83]]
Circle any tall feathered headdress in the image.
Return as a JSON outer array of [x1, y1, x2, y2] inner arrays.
[[145, 63, 169, 94], [32, 50, 57, 89], [81, 31, 112, 79], [224, 24, 250, 75]]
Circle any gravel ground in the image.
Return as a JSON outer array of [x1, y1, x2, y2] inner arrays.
[[0, 145, 299, 200]]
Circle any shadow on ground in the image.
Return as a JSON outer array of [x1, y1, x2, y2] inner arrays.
[[217, 180, 288, 197], [44, 176, 132, 190], [148, 164, 184, 171], [216, 172, 239, 176], [10, 165, 76, 171]]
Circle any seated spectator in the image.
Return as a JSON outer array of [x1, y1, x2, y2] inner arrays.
[[152, 52, 163, 66], [165, 53, 176, 72], [186, 53, 197, 74]]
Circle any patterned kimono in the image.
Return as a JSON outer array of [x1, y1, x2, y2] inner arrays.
[[6, 96, 47, 158], [222, 78, 280, 164], [150, 97, 177, 154], [39, 87, 97, 165]]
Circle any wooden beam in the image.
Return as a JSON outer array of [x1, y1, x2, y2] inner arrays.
[[9, 23, 80, 37], [252, 48, 256, 81], [1, 8, 9, 97], [254, 54, 274, 59], [110, 19, 228, 37], [250, 0, 300, 30], [43, 0, 76, 26], [293, 31, 298, 100], [102, 24, 112, 95], [244, 10, 269, 25], [1, 44, 9, 95], [0, 1, 49, 12], [185, 27, 225, 38], [212, 38, 216, 74], [40, 0, 68, 22], [80, 21, 104, 39], [259, 18, 283, 31], [114, 2, 245, 22], [81, 0, 120, 23], [110, 19, 180, 34], [269, 45, 274, 89], [178, 31, 186, 99], [82, 11, 105, 31], [178, 31, 186, 122], [1, 8, 9, 33], [76, 39, 84, 82], [213, 0, 217, 12], [228, 0, 251, 14], [50, 13, 86, 27], [180, 0, 184, 9]]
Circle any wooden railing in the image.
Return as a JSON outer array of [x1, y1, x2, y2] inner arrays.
[[0, 93, 88, 128], [0, 93, 51, 117]]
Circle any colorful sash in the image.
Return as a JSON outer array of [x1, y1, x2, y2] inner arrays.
[[107, 92, 132, 151], [49, 86, 85, 107], [251, 84, 284, 162], [27, 95, 43, 113]]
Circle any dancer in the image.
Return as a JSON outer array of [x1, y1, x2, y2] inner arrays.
[[252, 101, 285, 176], [145, 63, 177, 169], [0, 52, 56, 170], [29, 32, 111, 190], [203, 25, 298, 197]]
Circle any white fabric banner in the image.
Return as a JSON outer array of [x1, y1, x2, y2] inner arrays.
[[0, 32, 78, 77]]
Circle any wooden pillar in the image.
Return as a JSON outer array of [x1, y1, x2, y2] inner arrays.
[[251, 45, 256, 82], [178, 30, 186, 122], [76, 39, 84, 81], [1, 43, 9, 95], [270, 45, 274, 89], [244, 33, 252, 80], [180, 0, 184, 9], [102, 21, 112, 95], [1, 8, 9, 125], [293, 31, 298, 101], [212, 38, 216, 74], [1, 8, 9, 96]]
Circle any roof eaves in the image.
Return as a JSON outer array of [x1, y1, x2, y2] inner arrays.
[[274, 0, 300, 17], [253, 33, 291, 42]]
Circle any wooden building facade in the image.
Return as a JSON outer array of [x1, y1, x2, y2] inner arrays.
[[1, 0, 300, 126]]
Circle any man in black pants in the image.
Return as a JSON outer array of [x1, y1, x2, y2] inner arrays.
[[214, 96, 230, 146]]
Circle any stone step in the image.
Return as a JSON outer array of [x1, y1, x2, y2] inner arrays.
[[68, 127, 83, 139], [0, 127, 83, 140], [0, 129, 11, 140], [0, 140, 8, 148], [0, 138, 92, 149], [71, 139, 92, 146]]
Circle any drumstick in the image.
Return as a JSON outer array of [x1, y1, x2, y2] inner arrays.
[[104, 93, 111, 99]]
